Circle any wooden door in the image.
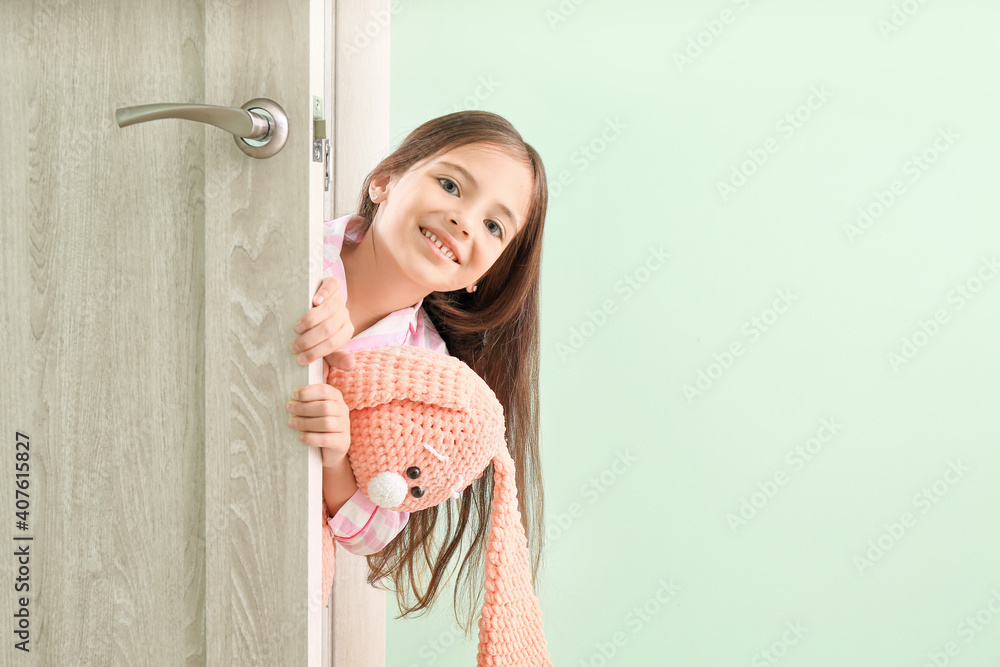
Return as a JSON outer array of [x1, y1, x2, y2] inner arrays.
[[0, 0, 390, 664]]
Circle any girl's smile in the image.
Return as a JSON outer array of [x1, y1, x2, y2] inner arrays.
[[419, 226, 460, 264]]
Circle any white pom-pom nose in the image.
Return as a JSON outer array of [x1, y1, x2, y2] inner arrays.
[[366, 471, 408, 507]]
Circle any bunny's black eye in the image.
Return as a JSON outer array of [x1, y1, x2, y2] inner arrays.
[[406, 466, 421, 479], [410, 487, 424, 498]]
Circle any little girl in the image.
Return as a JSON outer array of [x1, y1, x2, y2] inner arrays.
[[283, 110, 548, 633]]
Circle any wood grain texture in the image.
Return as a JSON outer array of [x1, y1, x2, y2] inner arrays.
[[330, 0, 393, 665], [1, 0, 325, 664], [204, 0, 321, 665], [2, 0, 208, 664]]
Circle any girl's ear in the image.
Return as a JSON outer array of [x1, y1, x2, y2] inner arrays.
[[369, 170, 395, 202]]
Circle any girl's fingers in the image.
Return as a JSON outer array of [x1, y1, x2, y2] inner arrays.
[[297, 430, 348, 454], [314, 277, 342, 306], [287, 415, 346, 433], [311, 335, 357, 368], [290, 313, 353, 364], [285, 384, 350, 456], [285, 395, 346, 419], [290, 383, 341, 402], [292, 307, 346, 350], [310, 279, 345, 318], [306, 277, 340, 309], [325, 350, 356, 372], [295, 425, 351, 461], [293, 284, 346, 337]]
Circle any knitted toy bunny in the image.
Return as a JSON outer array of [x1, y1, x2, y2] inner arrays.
[[319, 344, 552, 666]]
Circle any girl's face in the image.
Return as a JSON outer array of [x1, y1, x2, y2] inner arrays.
[[368, 142, 533, 295]]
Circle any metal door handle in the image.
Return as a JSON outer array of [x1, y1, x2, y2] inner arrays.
[[115, 98, 288, 159]]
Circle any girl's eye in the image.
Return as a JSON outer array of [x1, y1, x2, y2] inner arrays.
[[485, 219, 504, 239], [438, 177, 505, 240]]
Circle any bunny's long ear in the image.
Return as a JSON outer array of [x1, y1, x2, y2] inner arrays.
[[328, 346, 471, 412], [476, 445, 552, 666]]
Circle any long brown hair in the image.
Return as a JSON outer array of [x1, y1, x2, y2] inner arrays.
[[345, 110, 547, 634]]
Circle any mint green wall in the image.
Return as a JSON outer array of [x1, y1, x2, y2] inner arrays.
[[387, 2, 1000, 664]]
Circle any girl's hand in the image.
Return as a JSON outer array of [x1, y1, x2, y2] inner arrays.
[[290, 276, 356, 372], [285, 383, 351, 467]]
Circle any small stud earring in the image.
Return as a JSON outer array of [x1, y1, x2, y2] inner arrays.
[[467, 284, 478, 293]]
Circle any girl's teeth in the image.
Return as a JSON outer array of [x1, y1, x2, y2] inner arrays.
[[422, 229, 457, 262]]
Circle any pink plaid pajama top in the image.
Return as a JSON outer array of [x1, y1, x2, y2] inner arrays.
[[322, 213, 451, 555]]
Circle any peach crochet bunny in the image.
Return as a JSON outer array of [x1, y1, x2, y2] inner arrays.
[[319, 344, 551, 666]]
